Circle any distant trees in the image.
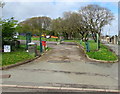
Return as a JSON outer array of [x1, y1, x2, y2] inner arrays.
[[51, 17, 64, 38], [62, 11, 89, 40], [19, 16, 52, 35], [19, 4, 114, 42], [50, 4, 114, 41]]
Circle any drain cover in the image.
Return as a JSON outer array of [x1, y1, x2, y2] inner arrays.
[[47, 60, 70, 63]]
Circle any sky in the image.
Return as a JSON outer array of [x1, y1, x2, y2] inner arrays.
[[2, 0, 119, 36]]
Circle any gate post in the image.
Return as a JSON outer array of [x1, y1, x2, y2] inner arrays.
[[26, 32, 31, 50], [85, 41, 90, 52]]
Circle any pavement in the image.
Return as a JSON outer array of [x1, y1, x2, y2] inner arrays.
[[102, 42, 119, 55], [2, 41, 119, 92]]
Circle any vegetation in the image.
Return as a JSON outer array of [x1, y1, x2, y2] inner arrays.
[[1, 3, 116, 65], [77, 40, 118, 61], [2, 48, 34, 66], [51, 5, 114, 42], [18, 16, 52, 35], [2, 17, 18, 40], [19, 35, 58, 41], [18, 4, 114, 45], [2, 44, 52, 66], [19, 35, 78, 42], [1, 17, 21, 51]]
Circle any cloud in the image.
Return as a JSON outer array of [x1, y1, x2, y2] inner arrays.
[[2, 1, 118, 35], [2, 2, 83, 20], [4, 0, 120, 2]]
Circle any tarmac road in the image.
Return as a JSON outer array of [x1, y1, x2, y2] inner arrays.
[[2, 42, 118, 92]]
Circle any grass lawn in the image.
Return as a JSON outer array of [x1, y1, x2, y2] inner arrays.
[[63, 39, 76, 42], [2, 44, 52, 67], [2, 48, 34, 66], [19, 35, 57, 42], [76, 40, 118, 61]]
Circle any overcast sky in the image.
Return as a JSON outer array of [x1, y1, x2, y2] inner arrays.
[[2, 0, 119, 36]]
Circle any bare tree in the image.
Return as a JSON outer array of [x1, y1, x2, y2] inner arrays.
[[79, 4, 114, 42]]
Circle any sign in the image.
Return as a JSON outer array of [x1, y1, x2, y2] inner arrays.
[[46, 35, 50, 39], [13, 35, 18, 38], [4, 45, 11, 52]]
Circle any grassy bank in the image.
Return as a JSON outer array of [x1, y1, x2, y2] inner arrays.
[[76, 40, 118, 61]]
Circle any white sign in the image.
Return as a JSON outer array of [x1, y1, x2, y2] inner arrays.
[[13, 35, 18, 38], [4, 45, 11, 52], [46, 35, 50, 39]]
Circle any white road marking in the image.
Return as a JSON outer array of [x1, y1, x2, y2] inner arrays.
[[1, 84, 120, 92]]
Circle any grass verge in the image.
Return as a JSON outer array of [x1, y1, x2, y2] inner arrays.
[[2, 39, 52, 67], [2, 48, 34, 66], [75, 40, 118, 61]]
